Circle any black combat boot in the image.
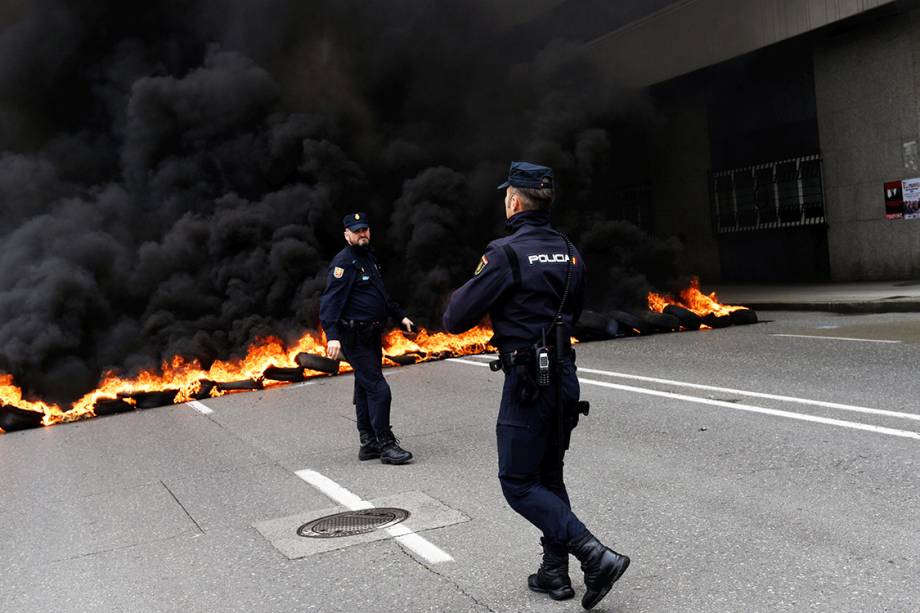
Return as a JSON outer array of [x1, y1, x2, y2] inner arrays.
[[358, 431, 380, 461], [527, 538, 575, 600], [376, 429, 413, 465], [567, 531, 630, 610]]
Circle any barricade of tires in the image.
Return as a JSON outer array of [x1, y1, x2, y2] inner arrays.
[[575, 306, 758, 340]]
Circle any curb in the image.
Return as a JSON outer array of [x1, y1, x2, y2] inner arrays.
[[739, 301, 920, 314]]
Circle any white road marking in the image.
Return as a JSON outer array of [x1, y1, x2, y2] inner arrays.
[[186, 400, 213, 414], [285, 381, 317, 389], [771, 333, 902, 344], [577, 378, 920, 440], [294, 469, 454, 564], [449, 358, 494, 367], [446, 359, 920, 441], [573, 367, 920, 422]]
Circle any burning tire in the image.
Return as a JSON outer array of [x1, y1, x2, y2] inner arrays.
[[386, 354, 417, 366], [663, 305, 702, 331], [575, 310, 619, 340], [634, 311, 681, 333], [119, 389, 179, 409], [295, 353, 340, 374], [609, 310, 650, 335], [263, 366, 306, 382], [702, 313, 732, 328], [93, 398, 134, 416], [730, 309, 758, 325], [0, 405, 44, 431], [191, 379, 216, 400], [216, 379, 263, 392]]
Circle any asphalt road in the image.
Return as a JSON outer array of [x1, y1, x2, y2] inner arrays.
[[1, 311, 918, 612]]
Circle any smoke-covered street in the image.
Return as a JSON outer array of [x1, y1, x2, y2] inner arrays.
[[2, 311, 917, 612]]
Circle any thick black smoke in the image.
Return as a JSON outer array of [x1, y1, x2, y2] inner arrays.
[[0, 0, 684, 404]]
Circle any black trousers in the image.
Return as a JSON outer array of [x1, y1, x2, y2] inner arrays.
[[496, 358, 587, 545], [341, 331, 392, 436]]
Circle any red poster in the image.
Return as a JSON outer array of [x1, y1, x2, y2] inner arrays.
[[884, 180, 904, 219]]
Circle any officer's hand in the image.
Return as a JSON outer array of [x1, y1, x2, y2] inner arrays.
[[326, 340, 342, 361], [401, 317, 416, 334]]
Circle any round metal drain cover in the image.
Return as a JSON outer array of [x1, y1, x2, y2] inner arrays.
[[297, 508, 410, 538]]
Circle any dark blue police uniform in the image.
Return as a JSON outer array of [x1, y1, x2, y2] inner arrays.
[[319, 213, 413, 464], [443, 201, 587, 545], [443, 162, 629, 609]]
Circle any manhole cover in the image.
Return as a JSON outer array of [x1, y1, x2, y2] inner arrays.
[[297, 508, 410, 538]]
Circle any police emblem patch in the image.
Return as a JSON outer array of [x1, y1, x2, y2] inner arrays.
[[474, 255, 488, 275], [333, 266, 345, 278]]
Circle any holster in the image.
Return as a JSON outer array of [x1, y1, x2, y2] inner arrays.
[[564, 400, 590, 431]]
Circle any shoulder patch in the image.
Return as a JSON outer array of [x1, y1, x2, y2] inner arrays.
[[474, 255, 488, 276], [333, 266, 345, 278]]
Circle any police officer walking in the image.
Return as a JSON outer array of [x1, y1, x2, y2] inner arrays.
[[443, 163, 629, 609], [320, 212, 414, 465]]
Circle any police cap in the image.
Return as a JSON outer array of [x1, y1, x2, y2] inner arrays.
[[497, 161, 554, 190], [343, 212, 370, 231]]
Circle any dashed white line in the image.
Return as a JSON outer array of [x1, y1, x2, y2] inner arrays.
[[285, 381, 317, 389], [186, 400, 213, 414], [771, 333, 902, 344], [294, 469, 454, 564], [446, 358, 920, 441]]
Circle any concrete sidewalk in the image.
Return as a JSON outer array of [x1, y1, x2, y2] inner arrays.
[[712, 279, 920, 313]]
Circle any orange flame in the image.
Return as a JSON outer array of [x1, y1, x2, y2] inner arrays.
[[1, 374, 63, 427], [647, 277, 748, 317], [1, 325, 496, 430]]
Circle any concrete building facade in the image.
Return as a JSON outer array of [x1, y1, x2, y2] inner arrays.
[[583, 0, 920, 282]]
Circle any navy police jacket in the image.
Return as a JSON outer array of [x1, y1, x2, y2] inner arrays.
[[319, 245, 406, 341], [443, 210, 585, 352]]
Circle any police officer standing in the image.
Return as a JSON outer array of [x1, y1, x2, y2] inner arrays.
[[443, 163, 629, 609], [320, 213, 414, 465]]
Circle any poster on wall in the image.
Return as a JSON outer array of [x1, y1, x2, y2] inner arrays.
[[884, 180, 904, 219], [903, 177, 920, 219]]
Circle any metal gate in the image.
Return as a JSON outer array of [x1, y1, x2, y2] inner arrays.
[[711, 153, 825, 234]]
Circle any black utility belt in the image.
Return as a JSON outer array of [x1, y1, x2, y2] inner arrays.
[[490, 345, 575, 374], [340, 319, 384, 329], [339, 319, 385, 345]]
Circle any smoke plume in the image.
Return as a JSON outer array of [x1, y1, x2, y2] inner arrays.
[[0, 0, 684, 404]]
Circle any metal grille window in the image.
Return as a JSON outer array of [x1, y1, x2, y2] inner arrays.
[[711, 154, 825, 233]]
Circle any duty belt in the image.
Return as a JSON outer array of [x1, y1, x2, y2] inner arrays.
[[340, 319, 384, 329], [490, 344, 575, 374]]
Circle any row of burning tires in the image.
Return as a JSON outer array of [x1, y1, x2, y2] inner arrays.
[[2, 308, 757, 432], [0, 350, 438, 432], [574, 305, 758, 340]]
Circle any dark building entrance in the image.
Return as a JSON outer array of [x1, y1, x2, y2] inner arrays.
[[706, 39, 831, 282]]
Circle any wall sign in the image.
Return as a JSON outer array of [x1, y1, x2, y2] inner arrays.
[[884, 178, 920, 219]]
